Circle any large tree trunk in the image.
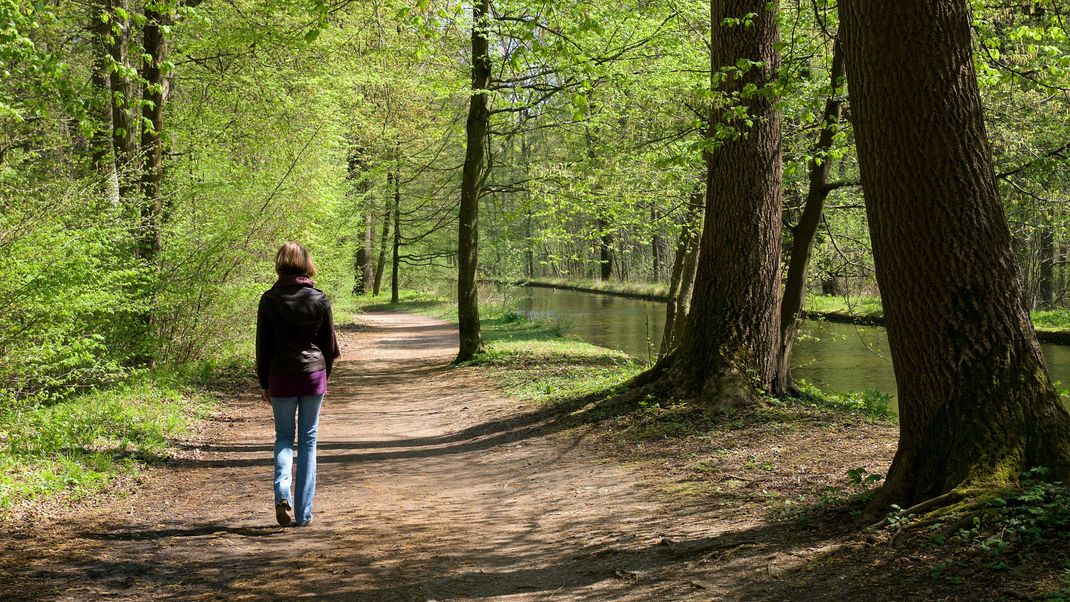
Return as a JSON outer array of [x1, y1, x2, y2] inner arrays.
[[455, 0, 491, 362], [373, 182, 391, 297], [773, 38, 846, 395], [660, 184, 705, 357], [635, 0, 782, 406], [107, 0, 137, 199], [840, 0, 1070, 511], [138, 4, 171, 258], [391, 168, 401, 304]]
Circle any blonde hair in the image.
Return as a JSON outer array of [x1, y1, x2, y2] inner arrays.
[[275, 242, 317, 277]]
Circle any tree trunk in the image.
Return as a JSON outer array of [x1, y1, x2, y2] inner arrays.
[[107, 0, 137, 199], [373, 183, 391, 297], [598, 218, 612, 281], [354, 191, 374, 294], [391, 168, 401, 304], [637, 0, 782, 406], [671, 199, 704, 350], [660, 184, 705, 357], [774, 38, 846, 396], [840, 0, 1070, 511], [651, 205, 666, 282], [455, 0, 491, 362], [138, 5, 171, 258], [90, 4, 120, 206], [1038, 221, 1054, 307]]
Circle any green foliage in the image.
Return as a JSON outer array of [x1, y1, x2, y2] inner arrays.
[[0, 375, 215, 510], [792, 380, 895, 421]]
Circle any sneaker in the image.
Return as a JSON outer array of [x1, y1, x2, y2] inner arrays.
[[275, 500, 293, 527]]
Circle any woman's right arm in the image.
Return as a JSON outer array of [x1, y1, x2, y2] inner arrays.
[[255, 295, 273, 391]]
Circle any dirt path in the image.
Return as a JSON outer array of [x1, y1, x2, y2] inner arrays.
[[0, 311, 853, 601]]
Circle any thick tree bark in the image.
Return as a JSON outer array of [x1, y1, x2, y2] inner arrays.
[[455, 0, 491, 361], [773, 38, 846, 396], [637, 0, 782, 406], [373, 183, 391, 297], [660, 184, 705, 357], [840, 0, 1070, 511], [138, 5, 171, 258], [107, 0, 137, 198], [391, 168, 401, 304]]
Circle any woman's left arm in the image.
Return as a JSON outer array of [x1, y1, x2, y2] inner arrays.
[[317, 297, 341, 377]]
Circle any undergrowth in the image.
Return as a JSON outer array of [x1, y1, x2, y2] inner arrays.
[[0, 371, 219, 513]]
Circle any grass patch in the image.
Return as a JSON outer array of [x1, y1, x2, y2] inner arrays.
[[804, 294, 885, 320], [788, 380, 896, 422], [0, 373, 218, 513]]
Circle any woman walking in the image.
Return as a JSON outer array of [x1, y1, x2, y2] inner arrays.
[[256, 242, 340, 527]]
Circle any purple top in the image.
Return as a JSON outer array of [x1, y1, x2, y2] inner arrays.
[[268, 369, 327, 398]]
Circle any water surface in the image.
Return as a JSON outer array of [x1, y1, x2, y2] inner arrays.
[[494, 284, 1070, 411]]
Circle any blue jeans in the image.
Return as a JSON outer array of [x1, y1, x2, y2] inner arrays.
[[271, 394, 324, 526]]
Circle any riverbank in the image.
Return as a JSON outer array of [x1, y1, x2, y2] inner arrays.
[[505, 278, 1070, 343]]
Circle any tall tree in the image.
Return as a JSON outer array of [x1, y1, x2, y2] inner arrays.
[[636, 0, 782, 404], [840, 0, 1070, 510], [391, 167, 401, 304], [107, 0, 137, 197], [138, 1, 172, 258], [455, 0, 490, 362], [774, 38, 846, 395]]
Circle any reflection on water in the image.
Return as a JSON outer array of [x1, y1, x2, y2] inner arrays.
[[496, 284, 1070, 411]]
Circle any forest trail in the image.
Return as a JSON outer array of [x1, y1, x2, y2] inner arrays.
[[0, 311, 845, 601]]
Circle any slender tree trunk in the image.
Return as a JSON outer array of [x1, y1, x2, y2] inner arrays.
[[651, 205, 665, 282], [635, 0, 782, 406], [660, 184, 705, 357], [598, 220, 612, 281], [90, 4, 120, 206], [373, 182, 391, 297], [107, 0, 137, 199], [773, 38, 846, 395], [391, 168, 401, 304], [840, 0, 1070, 511], [138, 4, 171, 258], [1038, 220, 1054, 307], [456, 0, 491, 361], [354, 181, 374, 294]]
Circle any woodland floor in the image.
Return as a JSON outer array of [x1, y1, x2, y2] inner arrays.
[[0, 310, 1066, 601]]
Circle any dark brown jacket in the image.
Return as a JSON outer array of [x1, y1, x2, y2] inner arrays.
[[255, 275, 340, 390]]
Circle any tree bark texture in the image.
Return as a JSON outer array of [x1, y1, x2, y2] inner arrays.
[[138, 5, 171, 258], [840, 0, 1070, 510], [455, 0, 490, 361], [647, 0, 782, 405], [774, 38, 846, 395]]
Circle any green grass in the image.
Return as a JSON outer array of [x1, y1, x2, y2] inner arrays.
[[0, 373, 217, 512], [1031, 308, 1070, 332], [787, 380, 896, 422], [357, 290, 644, 405], [804, 294, 885, 320]]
